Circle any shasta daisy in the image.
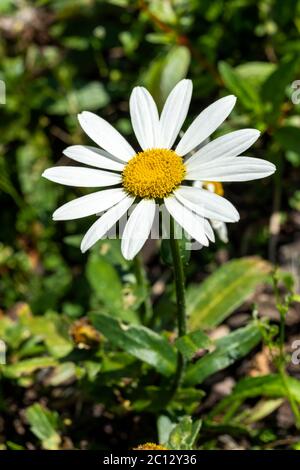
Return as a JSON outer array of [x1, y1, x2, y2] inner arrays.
[[42, 79, 275, 260]]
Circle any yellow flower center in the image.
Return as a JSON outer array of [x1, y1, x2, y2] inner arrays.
[[133, 443, 168, 450], [203, 181, 224, 196], [122, 148, 185, 199]]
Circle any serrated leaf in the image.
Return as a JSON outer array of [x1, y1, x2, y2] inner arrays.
[[184, 323, 262, 386], [187, 257, 272, 331], [90, 313, 176, 376]]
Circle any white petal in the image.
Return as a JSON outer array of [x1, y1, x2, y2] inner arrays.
[[211, 220, 228, 243], [204, 219, 215, 242], [53, 188, 127, 221], [164, 196, 209, 246], [176, 95, 236, 156], [78, 111, 135, 161], [121, 199, 156, 260], [159, 79, 192, 148], [186, 157, 276, 182], [186, 129, 260, 169], [81, 195, 135, 253], [130, 87, 160, 150], [42, 166, 121, 187], [175, 186, 239, 222], [63, 145, 124, 171]]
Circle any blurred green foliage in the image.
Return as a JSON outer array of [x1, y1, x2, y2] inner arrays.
[[0, 0, 300, 450]]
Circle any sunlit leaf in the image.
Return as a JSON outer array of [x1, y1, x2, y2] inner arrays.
[[144, 46, 190, 110], [25, 404, 61, 450], [187, 257, 272, 331], [168, 416, 201, 450], [3, 357, 58, 379]]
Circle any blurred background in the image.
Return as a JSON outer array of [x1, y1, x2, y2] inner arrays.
[[0, 0, 300, 450]]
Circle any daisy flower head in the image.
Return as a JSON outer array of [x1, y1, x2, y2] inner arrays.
[[42, 80, 275, 260]]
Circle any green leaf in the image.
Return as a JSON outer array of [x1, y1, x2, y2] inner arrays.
[[144, 46, 190, 110], [230, 374, 300, 403], [175, 330, 212, 360], [48, 82, 109, 114], [46, 362, 76, 386], [3, 357, 58, 379], [131, 386, 204, 413], [210, 374, 300, 420], [157, 415, 175, 446], [218, 61, 260, 111], [23, 313, 73, 358], [274, 126, 300, 155], [184, 323, 262, 386], [86, 252, 138, 323], [160, 46, 191, 104], [261, 57, 300, 108], [90, 312, 176, 376], [187, 257, 272, 331], [87, 252, 122, 308], [235, 62, 276, 88], [168, 416, 201, 450], [243, 398, 283, 424], [25, 404, 61, 450]]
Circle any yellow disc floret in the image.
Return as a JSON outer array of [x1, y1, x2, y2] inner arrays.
[[133, 443, 169, 450], [122, 148, 185, 199]]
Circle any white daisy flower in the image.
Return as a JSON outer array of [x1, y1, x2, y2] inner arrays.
[[193, 181, 228, 243], [42, 79, 275, 260]]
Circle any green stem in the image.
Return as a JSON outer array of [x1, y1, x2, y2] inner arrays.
[[133, 254, 153, 324], [273, 274, 300, 428], [269, 152, 282, 263], [169, 217, 187, 397]]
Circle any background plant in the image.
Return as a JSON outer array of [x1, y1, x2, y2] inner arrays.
[[0, 0, 300, 450]]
